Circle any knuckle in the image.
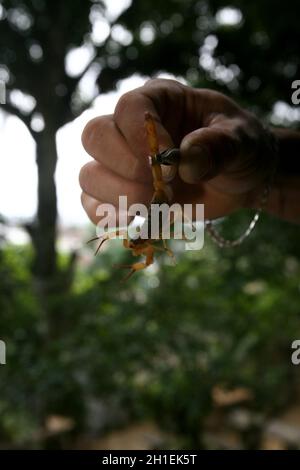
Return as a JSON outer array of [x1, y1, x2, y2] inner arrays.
[[82, 115, 113, 154], [144, 77, 166, 88], [114, 90, 136, 121], [234, 118, 259, 154], [81, 117, 100, 152], [225, 132, 240, 158], [80, 191, 91, 213], [79, 162, 93, 191], [144, 77, 185, 95]]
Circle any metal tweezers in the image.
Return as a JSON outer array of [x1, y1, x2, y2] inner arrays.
[[156, 148, 181, 166]]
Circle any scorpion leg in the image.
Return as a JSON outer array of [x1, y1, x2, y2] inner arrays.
[[88, 229, 128, 255], [162, 240, 176, 261], [116, 247, 154, 281]]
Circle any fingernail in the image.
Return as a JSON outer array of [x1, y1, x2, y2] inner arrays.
[[180, 145, 212, 183]]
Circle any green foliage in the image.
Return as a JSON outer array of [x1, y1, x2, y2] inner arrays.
[[1, 214, 299, 447], [98, 0, 300, 120], [2, 0, 298, 123]]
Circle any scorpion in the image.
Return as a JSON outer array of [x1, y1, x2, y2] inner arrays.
[[89, 112, 181, 281]]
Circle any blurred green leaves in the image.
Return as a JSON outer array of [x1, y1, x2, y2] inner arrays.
[[1, 213, 299, 447]]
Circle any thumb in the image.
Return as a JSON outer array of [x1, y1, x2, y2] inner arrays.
[[179, 125, 240, 184]]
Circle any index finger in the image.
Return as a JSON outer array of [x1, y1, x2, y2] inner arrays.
[[113, 81, 176, 161]]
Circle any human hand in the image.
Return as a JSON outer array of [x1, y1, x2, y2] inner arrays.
[[80, 78, 276, 224]]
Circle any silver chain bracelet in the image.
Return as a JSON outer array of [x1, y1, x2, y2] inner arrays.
[[204, 185, 270, 248], [204, 126, 279, 248]]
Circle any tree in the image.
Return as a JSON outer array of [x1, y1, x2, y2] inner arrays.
[[99, 0, 300, 116], [1, 0, 299, 286], [0, 0, 104, 283]]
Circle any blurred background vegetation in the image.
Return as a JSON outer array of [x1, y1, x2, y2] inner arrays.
[[0, 0, 300, 450]]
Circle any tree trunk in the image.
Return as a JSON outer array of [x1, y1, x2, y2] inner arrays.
[[31, 128, 58, 282]]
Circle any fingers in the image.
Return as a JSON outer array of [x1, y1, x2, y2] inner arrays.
[[81, 192, 103, 225], [113, 81, 176, 159], [80, 81, 180, 228], [81, 81, 180, 185], [81, 114, 151, 183], [79, 160, 153, 208], [178, 114, 264, 193], [81, 192, 132, 227], [179, 122, 240, 183], [80, 78, 270, 225]]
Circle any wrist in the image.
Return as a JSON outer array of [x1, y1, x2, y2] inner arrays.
[[271, 127, 300, 175], [244, 125, 279, 211], [247, 128, 300, 223]]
